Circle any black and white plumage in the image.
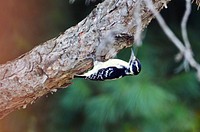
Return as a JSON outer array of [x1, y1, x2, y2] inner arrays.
[[74, 49, 141, 81]]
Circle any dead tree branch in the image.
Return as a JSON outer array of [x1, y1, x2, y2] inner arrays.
[[144, 0, 200, 79], [0, 0, 170, 119]]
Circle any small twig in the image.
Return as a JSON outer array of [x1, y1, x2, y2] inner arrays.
[[192, 0, 200, 9], [181, 0, 192, 71], [181, 0, 192, 50], [144, 0, 185, 52]]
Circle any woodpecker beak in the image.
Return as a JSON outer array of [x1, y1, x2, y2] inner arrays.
[[129, 49, 136, 64]]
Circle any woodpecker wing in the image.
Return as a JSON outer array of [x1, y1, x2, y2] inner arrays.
[[86, 66, 128, 81], [74, 59, 129, 81]]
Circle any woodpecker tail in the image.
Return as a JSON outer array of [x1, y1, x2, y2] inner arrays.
[[74, 75, 86, 78]]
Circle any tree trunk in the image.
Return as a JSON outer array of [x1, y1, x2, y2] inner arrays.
[[0, 0, 171, 119]]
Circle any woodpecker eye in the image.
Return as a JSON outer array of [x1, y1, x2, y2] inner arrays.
[[131, 59, 141, 75]]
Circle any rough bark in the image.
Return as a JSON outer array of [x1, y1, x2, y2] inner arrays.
[[0, 0, 171, 119]]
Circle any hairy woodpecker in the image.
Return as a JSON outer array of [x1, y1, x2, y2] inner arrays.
[[74, 49, 141, 81]]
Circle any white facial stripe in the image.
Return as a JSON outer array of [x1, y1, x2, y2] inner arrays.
[[135, 61, 140, 72]]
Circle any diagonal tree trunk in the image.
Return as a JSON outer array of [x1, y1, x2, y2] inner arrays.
[[0, 0, 171, 119]]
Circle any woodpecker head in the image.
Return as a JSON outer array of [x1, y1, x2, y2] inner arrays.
[[128, 49, 141, 75], [130, 58, 141, 75]]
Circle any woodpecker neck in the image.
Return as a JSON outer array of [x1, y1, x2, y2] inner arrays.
[[125, 68, 132, 75]]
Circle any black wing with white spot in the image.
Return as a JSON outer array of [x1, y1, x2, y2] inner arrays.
[[85, 66, 127, 81]]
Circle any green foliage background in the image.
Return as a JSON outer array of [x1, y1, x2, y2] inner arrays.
[[1, 0, 200, 132]]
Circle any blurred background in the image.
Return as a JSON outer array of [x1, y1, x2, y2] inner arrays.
[[0, 0, 200, 132]]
